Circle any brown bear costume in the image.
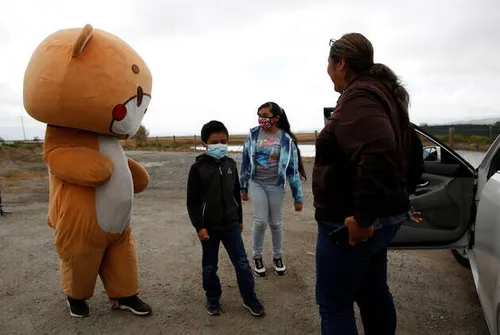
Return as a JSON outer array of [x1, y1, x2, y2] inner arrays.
[[23, 24, 153, 318]]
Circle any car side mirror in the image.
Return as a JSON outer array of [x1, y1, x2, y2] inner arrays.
[[423, 146, 441, 162]]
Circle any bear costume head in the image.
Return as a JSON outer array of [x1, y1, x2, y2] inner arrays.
[[23, 24, 152, 139]]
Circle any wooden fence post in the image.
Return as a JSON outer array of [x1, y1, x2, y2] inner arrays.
[[194, 135, 197, 151], [173, 135, 176, 150], [448, 127, 454, 148]]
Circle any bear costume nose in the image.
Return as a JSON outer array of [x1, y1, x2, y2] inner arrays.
[[137, 86, 143, 107], [112, 104, 127, 121]]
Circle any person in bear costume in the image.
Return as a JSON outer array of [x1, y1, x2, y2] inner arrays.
[[23, 24, 153, 318]]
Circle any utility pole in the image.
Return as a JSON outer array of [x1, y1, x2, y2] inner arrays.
[[20, 116, 26, 141]]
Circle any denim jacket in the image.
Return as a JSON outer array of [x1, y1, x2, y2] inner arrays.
[[240, 126, 303, 204]]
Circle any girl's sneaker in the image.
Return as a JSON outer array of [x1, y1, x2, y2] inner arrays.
[[273, 257, 287, 276], [253, 257, 266, 277]]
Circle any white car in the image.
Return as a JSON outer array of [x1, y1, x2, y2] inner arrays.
[[394, 125, 500, 335]]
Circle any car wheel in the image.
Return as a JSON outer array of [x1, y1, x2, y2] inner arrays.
[[451, 248, 471, 269]]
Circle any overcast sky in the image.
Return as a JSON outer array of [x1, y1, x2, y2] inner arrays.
[[0, 0, 499, 140]]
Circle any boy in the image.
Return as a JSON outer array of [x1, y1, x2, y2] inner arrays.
[[187, 120, 265, 317]]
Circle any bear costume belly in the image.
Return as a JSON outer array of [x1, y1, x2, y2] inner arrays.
[[96, 135, 133, 234]]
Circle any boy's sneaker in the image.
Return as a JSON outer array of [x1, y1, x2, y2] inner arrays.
[[243, 298, 265, 317], [66, 296, 90, 318], [113, 295, 152, 316], [273, 257, 287, 276], [253, 257, 266, 277], [206, 300, 222, 316]]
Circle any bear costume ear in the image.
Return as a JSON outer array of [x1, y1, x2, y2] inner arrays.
[[72, 24, 93, 57]]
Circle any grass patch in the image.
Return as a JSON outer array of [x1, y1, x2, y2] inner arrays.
[[0, 145, 44, 166], [0, 166, 48, 183], [433, 134, 493, 151], [0, 142, 43, 151]]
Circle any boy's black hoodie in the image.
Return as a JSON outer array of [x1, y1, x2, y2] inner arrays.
[[187, 153, 243, 232]]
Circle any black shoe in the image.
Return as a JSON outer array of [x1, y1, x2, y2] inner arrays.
[[273, 257, 287, 276], [113, 295, 152, 316], [206, 300, 222, 316], [253, 257, 266, 277], [66, 296, 90, 318], [243, 299, 265, 317]]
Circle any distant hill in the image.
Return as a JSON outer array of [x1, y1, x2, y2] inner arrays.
[[426, 117, 500, 126]]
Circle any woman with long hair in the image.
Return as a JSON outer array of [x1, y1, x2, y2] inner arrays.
[[313, 33, 419, 334], [240, 102, 306, 277]]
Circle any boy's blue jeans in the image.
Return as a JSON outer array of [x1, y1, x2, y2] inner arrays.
[[201, 225, 257, 304], [316, 219, 404, 335]]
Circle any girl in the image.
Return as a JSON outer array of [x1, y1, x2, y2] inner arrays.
[[240, 102, 306, 277]]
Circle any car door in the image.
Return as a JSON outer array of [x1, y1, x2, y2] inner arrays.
[[388, 126, 500, 334], [390, 124, 477, 249], [466, 135, 500, 335]]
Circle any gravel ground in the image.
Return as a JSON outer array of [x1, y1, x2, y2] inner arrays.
[[0, 151, 489, 334]]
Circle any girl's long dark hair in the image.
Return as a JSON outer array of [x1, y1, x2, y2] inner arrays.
[[258, 102, 307, 181]]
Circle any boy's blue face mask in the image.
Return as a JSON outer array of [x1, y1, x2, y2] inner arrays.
[[206, 143, 228, 160]]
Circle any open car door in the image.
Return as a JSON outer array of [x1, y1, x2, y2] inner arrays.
[[389, 124, 478, 249]]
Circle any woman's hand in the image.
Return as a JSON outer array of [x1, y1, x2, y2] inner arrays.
[[241, 193, 249, 201], [344, 216, 374, 246], [198, 229, 210, 241], [409, 211, 423, 223], [294, 203, 303, 212]]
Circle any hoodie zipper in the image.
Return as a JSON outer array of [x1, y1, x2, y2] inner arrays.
[[201, 202, 207, 226], [218, 163, 226, 224]]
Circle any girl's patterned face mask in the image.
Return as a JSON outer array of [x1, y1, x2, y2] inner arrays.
[[258, 116, 273, 130]]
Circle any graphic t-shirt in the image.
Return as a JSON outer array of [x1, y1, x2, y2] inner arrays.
[[254, 129, 282, 185]]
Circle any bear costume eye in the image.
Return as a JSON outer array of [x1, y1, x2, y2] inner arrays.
[[137, 86, 143, 107], [131, 64, 140, 74]]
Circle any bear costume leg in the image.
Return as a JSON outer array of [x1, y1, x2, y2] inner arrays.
[[100, 227, 152, 316], [59, 247, 104, 317], [60, 251, 103, 299], [99, 227, 139, 298]]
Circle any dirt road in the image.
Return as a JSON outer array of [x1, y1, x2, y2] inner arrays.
[[0, 150, 489, 334]]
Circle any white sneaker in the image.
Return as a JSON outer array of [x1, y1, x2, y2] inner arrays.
[[273, 257, 287, 276], [253, 257, 266, 277]]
